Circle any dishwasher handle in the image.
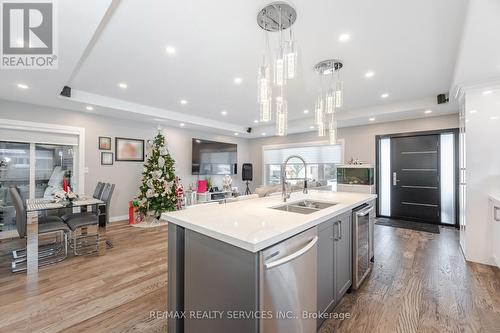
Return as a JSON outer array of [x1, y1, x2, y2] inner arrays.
[[265, 236, 318, 270]]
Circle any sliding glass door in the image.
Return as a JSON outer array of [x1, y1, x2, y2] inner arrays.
[[0, 141, 77, 238], [0, 142, 30, 236]]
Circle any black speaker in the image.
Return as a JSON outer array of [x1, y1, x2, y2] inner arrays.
[[246, 127, 252, 133], [242, 163, 253, 181], [60, 86, 71, 98], [437, 93, 449, 104]]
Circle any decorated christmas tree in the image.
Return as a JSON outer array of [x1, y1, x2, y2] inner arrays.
[[136, 131, 177, 218]]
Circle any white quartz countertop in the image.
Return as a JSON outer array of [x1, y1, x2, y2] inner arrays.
[[162, 191, 377, 252]]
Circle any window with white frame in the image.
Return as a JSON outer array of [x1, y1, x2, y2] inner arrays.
[[263, 142, 343, 186]]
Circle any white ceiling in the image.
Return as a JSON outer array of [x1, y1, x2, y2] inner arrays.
[[0, 0, 469, 137]]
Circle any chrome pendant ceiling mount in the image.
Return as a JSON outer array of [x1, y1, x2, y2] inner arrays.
[[257, 2, 297, 32], [314, 59, 344, 75]]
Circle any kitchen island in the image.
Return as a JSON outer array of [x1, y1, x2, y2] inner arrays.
[[162, 190, 376, 333]]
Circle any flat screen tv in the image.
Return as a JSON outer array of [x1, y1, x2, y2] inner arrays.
[[192, 138, 237, 175]]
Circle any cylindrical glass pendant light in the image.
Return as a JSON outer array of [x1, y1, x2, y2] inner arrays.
[[335, 80, 343, 108], [286, 40, 297, 79], [276, 97, 288, 136], [258, 64, 271, 103], [326, 88, 335, 114], [329, 117, 338, 144], [260, 98, 272, 122], [315, 97, 324, 125]]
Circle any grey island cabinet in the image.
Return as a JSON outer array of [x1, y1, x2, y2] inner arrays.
[[162, 191, 377, 333]]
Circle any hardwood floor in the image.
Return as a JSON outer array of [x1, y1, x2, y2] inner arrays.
[[0, 222, 499, 333], [0, 222, 168, 333], [320, 225, 500, 333]]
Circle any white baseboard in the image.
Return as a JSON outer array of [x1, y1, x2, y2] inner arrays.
[[494, 254, 500, 269], [109, 215, 128, 223]]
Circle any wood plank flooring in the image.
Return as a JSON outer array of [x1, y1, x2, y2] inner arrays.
[[0, 222, 499, 333]]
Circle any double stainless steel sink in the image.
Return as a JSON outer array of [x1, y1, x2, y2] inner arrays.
[[271, 200, 337, 214]]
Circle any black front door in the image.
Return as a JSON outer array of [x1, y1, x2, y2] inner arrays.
[[391, 135, 440, 223]]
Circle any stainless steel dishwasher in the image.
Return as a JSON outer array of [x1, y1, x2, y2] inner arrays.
[[259, 227, 318, 333]]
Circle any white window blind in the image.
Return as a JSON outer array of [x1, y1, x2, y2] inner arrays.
[[263, 144, 342, 164]]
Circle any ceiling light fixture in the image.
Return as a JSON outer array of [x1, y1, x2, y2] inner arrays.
[[118, 82, 128, 89], [261, 132, 266, 136], [179, 123, 185, 127], [303, 109, 309, 114], [369, 117, 375, 121], [424, 109, 432, 114], [257, 1, 298, 136], [309, 125, 315, 129], [381, 93, 389, 98], [17, 83, 29, 89], [469, 109, 477, 114], [254, 119, 259, 124], [234, 132, 239, 136], [86, 106, 94, 111], [339, 33, 351, 42], [165, 46, 176, 54], [180, 99, 188, 105], [233, 77, 243, 84], [221, 110, 227, 116], [313, 59, 344, 144], [364, 71, 375, 78], [483, 90, 493, 95]]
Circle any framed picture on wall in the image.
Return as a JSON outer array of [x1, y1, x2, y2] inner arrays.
[[101, 152, 114, 165], [115, 137, 144, 162], [99, 136, 112, 150]]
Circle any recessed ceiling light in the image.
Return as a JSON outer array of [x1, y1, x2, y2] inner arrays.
[[469, 109, 477, 114], [254, 119, 259, 124], [234, 132, 239, 136], [233, 77, 243, 84], [491, 116, 499, 120], [118, 82, 128, 89], [381, 93, 389, 98], [483, 90, 493, 95], [17, 83, 29, 89], [221, 110, 227, 116], [165, 46, 176, 54], [179, 123, 185, 127], [365, 71, 375, 78], [339, 33, 351, 42], [309, 125, 315, 129], [424, 109, 433, 114], [86, 106, 94, 111], [303, 109, 309, 114], [369, 117, 375, 121], [466, 119, 470, 123], [261, 132, 266, 136], [180, 99, 188, 105]]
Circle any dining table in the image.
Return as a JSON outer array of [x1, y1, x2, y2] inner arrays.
[[24, 195, 107, 283]]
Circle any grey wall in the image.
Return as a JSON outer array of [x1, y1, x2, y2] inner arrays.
[[0, 98, 458, 218], [248, 114, 459, 187], [0, 99, 250, 219]]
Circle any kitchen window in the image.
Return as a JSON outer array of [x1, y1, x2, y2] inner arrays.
[[263, 141, 344, 186]]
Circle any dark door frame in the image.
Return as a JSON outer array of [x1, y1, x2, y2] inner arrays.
[[375, 128, 460, 228]]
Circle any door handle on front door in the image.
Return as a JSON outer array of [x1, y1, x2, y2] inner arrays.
[[393, 172, 400, 186]]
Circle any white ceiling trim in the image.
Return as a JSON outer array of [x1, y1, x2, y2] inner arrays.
[[67, 89, 246, 133]]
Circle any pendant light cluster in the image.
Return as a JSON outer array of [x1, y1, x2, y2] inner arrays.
[[257, 2, 297, 136], [314, 59, 344, 144]]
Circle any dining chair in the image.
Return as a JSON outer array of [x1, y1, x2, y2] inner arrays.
[[64, 183, 114, 255], [9, 187, 69, 272]]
